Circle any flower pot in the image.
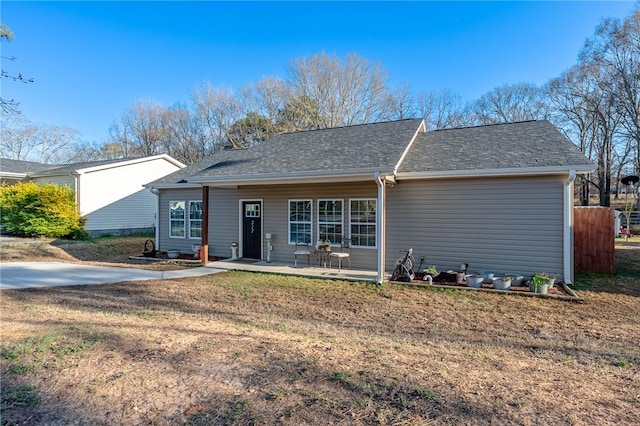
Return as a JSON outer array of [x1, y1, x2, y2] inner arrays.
[[492, 277, 511, 291], [456, 272, 465, 285], [509, 275, 524, 286], [465, 274, 484, 288], [166, 249, 180, 259], [529, 282, 549, 294], [478, 270, 495, 284], [546, 278, 556, 289]]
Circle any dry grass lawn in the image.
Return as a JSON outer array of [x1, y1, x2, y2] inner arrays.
[[1, 236, 639, 425]]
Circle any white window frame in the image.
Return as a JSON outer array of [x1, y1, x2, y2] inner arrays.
[[349, 198, 377, 248], [188, 200, 203, 240], [288, 199, 313, 245], [317, 199, 343, 244], [169, 200, 186, 239]]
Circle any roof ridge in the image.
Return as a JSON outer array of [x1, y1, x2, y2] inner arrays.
[[275, 117, 422, 137], [430, 119, 542, 133]]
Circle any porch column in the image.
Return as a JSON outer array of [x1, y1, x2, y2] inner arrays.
[[201, 185, 209, 265]]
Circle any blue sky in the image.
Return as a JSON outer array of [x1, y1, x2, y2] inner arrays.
[[1, 1, 636, 144]]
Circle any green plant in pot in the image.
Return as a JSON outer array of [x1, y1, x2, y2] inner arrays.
[[423, 265, 438, 277], [531, 273, 554, 294]]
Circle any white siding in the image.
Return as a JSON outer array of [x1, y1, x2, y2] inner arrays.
[[79, 158, 181, 232], [386, 175, 566, 280], [31, 175, 76, 189]]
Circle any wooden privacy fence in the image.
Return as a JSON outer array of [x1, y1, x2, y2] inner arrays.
[[574, 206, 615, 274]]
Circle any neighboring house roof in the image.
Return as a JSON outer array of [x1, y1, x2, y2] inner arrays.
[[148, 119, 596, 188], [0, 158, 56, 179], [28, 154, 185, 178]]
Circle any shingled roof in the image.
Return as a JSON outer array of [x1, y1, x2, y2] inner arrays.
[[151, 119, 424, 186], [0, 158, 55, 175], [398, 120, 595, 177], [148, 119, 595, 188]]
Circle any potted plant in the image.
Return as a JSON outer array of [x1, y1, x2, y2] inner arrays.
[[423, 265, 438, 277], [530, 273, 554, 294], [465, 274, 484, 288], [535, 272, 555, 288], [492, 276, 511, 291]]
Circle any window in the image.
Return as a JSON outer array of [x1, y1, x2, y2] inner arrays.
[[350, 199, 376, 247], [318, 199, 343, 244], [169, 201, 186, 238], [289, 200, 312, 244], [189, 201, 203, 239]]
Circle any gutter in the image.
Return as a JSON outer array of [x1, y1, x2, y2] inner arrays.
[[188, 167, 393, 186], [563, 170, 576, 285], [397, 164, 596, 180], [374, 171, 386, 284]]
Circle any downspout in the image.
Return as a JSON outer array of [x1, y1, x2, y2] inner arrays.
[[151, 188, 160, 250], [374, 172, 386, 284], [563, 170, 576, 285]]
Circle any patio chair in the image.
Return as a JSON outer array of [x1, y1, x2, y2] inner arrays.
[[294, 240, 311, 268], [329, 238, 351, 271]]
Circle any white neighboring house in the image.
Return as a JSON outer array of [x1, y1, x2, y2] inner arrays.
[[6, 155, 185, 236]]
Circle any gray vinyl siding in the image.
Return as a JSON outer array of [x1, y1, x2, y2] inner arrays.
[[211, 182, 378, 268], [386, 175, 566, 280], [159, 182, 379, 268], [158, 188, 204, 253]]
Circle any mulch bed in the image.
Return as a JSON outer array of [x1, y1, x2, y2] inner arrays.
[[394, 271, 573, 298]]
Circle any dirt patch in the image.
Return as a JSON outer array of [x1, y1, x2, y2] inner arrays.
[[1, 238, 639, 424], [0, 236, 199, 271]]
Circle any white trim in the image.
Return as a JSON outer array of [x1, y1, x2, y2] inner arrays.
[[397, 164, 595, 181], [32, 154, 186, 178], [188, 200, 203, 240], [168, 200, 186, 239], [348, 198, 377, 249], [238, 199, 264, 259], [288, 199, 313, 245], [393, 119, 426, 175], [317, 199, 344, 244], [189, 168, 393, 186], [145, 183, 201, 190], [563, 170, 576, 285]]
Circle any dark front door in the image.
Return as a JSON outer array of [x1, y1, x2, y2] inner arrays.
[[242, 201, 262, 259]]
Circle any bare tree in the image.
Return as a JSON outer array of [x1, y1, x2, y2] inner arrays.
[[0, 114, 80, 163], [417, 89, 472, 130], [580, 8, 640, 175], [380, 83, 416, 120], [1, 24, 34, 114], [286, 52, 389, 128], [191, 83, 245, 150], [161, 104, 210, 164], [548, 66, 600, 205], [473, 83, 549, 124], [108, 100, 167, 157]]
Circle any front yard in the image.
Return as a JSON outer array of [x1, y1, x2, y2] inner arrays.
[[0, 237, 639, 424]]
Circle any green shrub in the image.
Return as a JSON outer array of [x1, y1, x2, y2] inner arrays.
[[0, 182, 88, 239]]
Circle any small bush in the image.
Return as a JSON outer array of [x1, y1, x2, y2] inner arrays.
[[0, 182, 88, 239]]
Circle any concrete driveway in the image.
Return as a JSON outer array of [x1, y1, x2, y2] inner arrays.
[[0, 262, 224, 290]]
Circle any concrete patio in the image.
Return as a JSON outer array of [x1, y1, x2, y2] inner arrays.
[[207, 258, 379, 282]]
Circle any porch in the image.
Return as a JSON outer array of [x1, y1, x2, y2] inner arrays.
[[207, 258, 379, 282]]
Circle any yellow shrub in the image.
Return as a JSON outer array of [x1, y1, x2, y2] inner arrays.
[[0, 182, 87, 238]]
